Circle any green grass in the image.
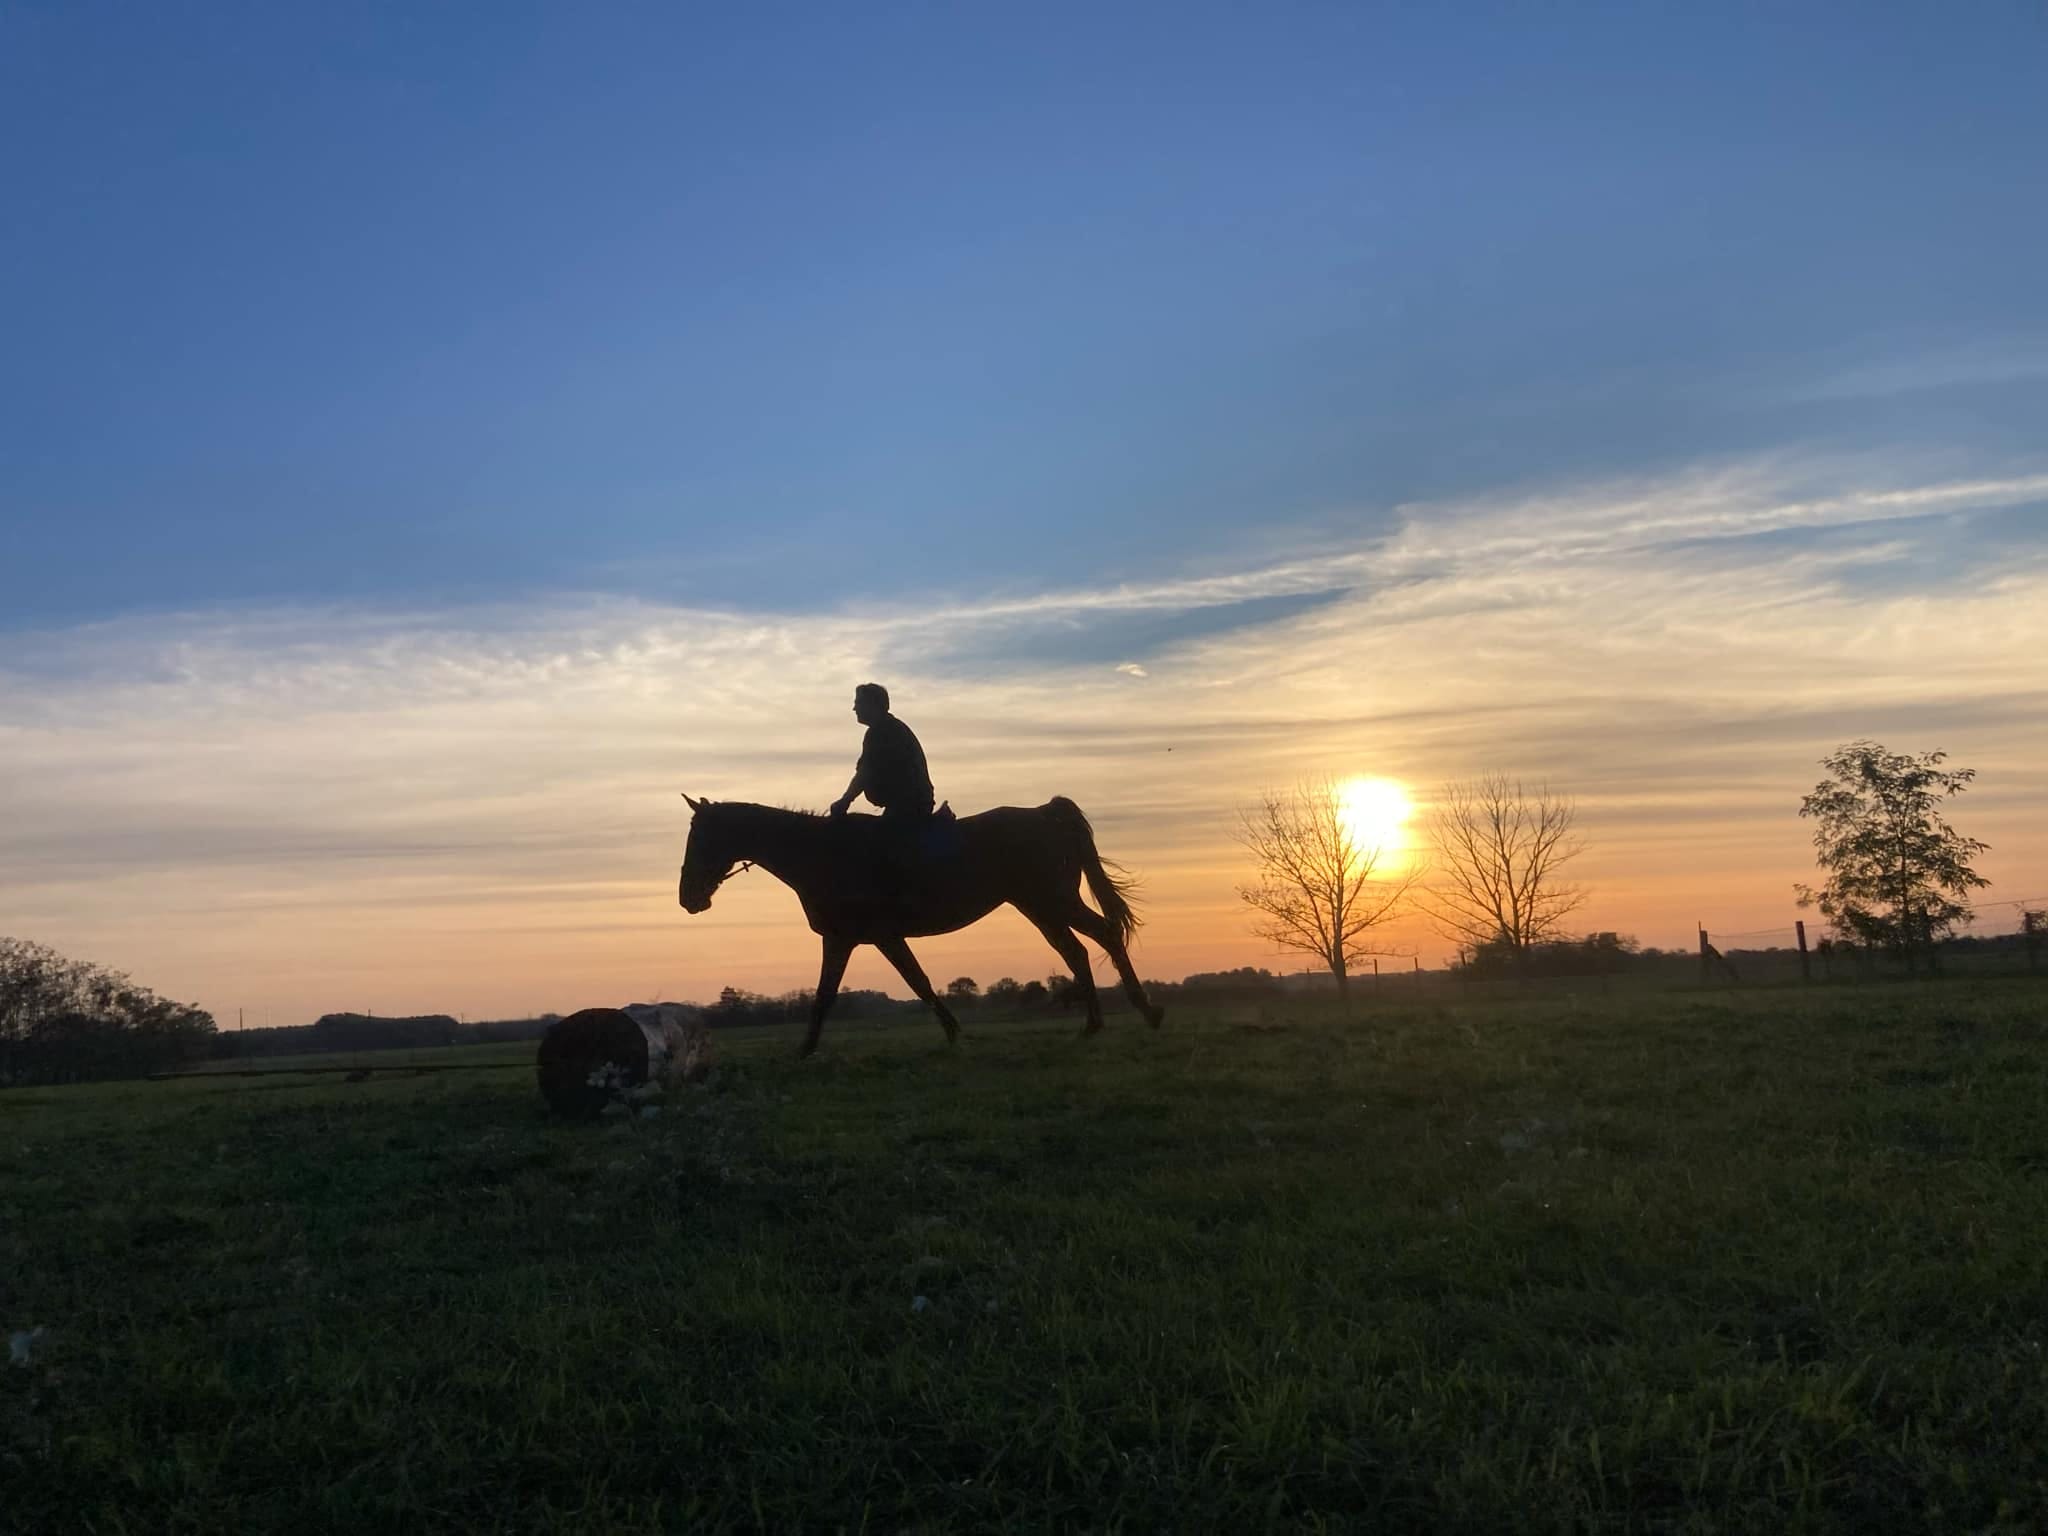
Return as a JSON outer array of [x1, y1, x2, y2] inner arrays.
[[4, 982, 2046, 1532], [166, 1041, 541, 1075]]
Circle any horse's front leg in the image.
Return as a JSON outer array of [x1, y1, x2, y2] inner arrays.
[[874, 936, 961, 1045], [801, 937, 854, 1057]]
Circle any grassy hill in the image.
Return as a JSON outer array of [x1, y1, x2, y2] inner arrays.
[[4, 982, 2044, 1531]]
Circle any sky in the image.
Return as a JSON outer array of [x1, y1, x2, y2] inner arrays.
[[4, 5, 2046, 1025]]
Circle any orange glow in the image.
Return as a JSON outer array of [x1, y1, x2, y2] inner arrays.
[[6, 464, 2047, 1025], [1337, 776, 1414, 865]]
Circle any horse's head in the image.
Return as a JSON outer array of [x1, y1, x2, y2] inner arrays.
[[678, 794, 735, 913]]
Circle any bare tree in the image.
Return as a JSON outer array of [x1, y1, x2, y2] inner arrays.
[[1423, 775, 1586, 964], [1235, 778, 1420, 1002]]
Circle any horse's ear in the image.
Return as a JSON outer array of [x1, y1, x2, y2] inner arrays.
[[682, 793, 703, 811]]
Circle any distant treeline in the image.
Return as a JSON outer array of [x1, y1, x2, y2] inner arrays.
[[1437, 928, 2044, 985], [701, 987, 917, 1028], [1, 937, 217, 1086], [1153, 967, 1319, 998], [1460, 932, 1650, 978], [210, 1010, 570, 1059], [1157, 928, 2046, 992], [207, 1011, 720, 1056], [15, 918, 2042, 1089]]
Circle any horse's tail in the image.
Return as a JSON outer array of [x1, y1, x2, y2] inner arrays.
[[1047, 796, 1141, 948]]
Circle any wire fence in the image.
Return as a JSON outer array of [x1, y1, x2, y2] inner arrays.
[[1689, 892, 2046, 986]]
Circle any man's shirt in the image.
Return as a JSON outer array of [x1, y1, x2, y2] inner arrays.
[[859, 715, 934, 812]]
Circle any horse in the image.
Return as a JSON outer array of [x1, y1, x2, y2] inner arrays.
[[678, 795, 1165, 1055]]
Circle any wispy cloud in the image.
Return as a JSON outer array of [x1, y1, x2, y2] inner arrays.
[[1786, 339, 2048, 403], [4, 457, 2044, 1024], [889, 589, 1355, 675]]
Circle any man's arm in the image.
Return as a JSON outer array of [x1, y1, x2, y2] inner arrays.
[[830, 766, 863, 816]]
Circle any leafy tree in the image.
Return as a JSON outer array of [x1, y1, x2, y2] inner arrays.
[[1424, 774, 1586, 965], [0, 937, 215, 1085], [709, 985, 755, 1020], [1796, 741, 1989, 971], [1018, 980, 1048, 1008], [1460, 930, 1639, 978], [1176, 966, 1286, 996], [1235, 777, 1419, 1002], [945, 976, 979, 1003], [984, 977, 1022, 1010]]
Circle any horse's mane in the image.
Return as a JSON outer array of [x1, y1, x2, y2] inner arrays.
[[705, 801, 830, 823], [710, 801, 957, 825]]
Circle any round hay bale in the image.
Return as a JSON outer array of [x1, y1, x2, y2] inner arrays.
[[536, 1007, 669, 1121]]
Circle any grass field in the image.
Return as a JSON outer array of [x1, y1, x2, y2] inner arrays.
[[4, 982, 2046, 1532], [164, 1041, 543, 1076]]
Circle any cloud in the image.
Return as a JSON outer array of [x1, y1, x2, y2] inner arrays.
[[892, 588, 1353, 676], [2, 455, 2044, 1024], [1787, 339, 2048, 404]]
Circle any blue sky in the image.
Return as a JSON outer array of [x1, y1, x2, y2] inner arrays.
[[5, 6, 2047, 1020], [7, 4, 2044, 631]]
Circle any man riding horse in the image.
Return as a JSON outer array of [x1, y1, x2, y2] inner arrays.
[[830, 682, 932, 828], [678, 682, 1164, 1053], [829, 683, 936, 905]]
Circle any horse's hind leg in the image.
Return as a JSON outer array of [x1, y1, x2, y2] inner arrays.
[[1022, 911, 1105, 1035], [1067, 905, 1165, 1029], [874, 936, 961, 1045]]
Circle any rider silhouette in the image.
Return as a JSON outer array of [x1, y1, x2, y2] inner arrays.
[[830, 684, 935, 906]]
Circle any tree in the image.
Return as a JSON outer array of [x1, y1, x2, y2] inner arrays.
[[0, 937, 215, 1085], [1235, 777, 1419, 1002], [1423, 774, 1586, 966], [945, 976, 979, 1004], [1460, 930, 1639, 978], [984, 977, 1022, 1010], [1795, 740, 1989, 972]]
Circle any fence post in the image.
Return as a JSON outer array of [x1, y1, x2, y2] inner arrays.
[[1698, 926, 1711, 986], [1795, 920, 1811, 983]]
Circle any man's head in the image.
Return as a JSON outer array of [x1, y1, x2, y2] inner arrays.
[[852, 682, 890, 725]]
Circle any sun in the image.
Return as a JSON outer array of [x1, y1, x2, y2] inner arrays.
[[1337, 776, 1414, 861]]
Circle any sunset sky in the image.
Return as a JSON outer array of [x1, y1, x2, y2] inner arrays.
[[5, 7, 2045, 1026]]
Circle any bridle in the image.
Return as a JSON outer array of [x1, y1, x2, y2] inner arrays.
[[705, 858, 756, 894], [680, 854, 754, 912], [680, 794, 757, 901]]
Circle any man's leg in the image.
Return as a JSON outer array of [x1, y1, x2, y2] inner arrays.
[[877, 805, 931, 929]]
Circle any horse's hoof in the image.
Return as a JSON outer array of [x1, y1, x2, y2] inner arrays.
[[1145, 1005, 1165, 1030], [1082, 1019, 1104, 1037]]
